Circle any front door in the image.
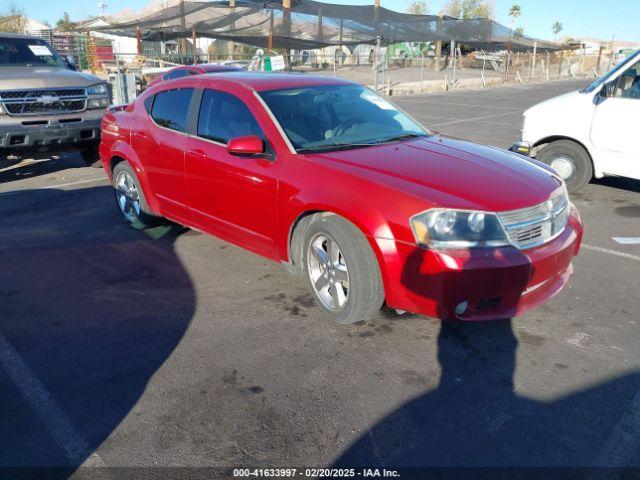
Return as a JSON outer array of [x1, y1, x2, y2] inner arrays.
[[590, 57, 640, 179], [184, 88, 280, 259]]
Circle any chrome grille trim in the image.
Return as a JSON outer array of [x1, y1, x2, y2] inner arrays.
[[497, 188, 569, 250], [0, 87, 87, 116]]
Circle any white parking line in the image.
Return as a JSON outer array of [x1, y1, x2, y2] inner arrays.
[[582, 244, 640, 263], [612, 237, 640, 245], [592, 388, 640, 474], [429, 110, 522, 127], [0, 333, 104, 466], [39, 177, 108, 189]]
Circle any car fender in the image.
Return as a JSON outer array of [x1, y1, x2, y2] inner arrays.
[[108, 140, 160, 214], [280, 192, 402, 302]]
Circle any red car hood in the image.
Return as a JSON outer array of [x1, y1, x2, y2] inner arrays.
[[308, 135, 561, 212]]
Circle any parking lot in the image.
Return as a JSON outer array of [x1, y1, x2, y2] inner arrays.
[[1, 79, 640, 476]]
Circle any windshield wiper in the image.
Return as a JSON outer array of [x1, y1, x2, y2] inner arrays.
[[375, 133, 427, 143], [297, 141, 378, 153]]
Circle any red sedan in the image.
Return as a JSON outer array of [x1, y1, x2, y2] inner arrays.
[[99, 73, 583, 324], [146, 63, 243, 88]]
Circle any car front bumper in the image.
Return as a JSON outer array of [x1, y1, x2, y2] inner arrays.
[[376, 204, 583, 321], [0, 111, 103, 151]]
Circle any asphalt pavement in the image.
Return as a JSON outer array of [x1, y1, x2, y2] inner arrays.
[[1, 79, 640, 478]]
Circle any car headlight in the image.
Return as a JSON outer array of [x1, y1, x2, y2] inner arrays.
[[0, 103, 4, 115], [410, 209, 510, 249], [87, 97, 109, 109], [87, 83, 108, 95]]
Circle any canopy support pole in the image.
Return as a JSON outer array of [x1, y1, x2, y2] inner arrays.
[[229, 0, 236, 60], [192, 27, 197, 65], [136, 26, 142, 55], [179, 0, 187, 55], [283, 0, 291, 68]]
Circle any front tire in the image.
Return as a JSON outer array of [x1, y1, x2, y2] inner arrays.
[[302, 214, 384, 324], [112, 162, 159, 229], [536, 140, 593, 193]]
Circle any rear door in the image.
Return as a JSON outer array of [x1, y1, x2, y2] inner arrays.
[[590, 56, 640, 179], [137, 87, 195, 221], [184, 88, 280, 259]]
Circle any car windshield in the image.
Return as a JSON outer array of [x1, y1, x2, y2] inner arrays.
[[581, 49, 640, 93], [259, 84, 428, 153], [0, 37, 67, 68]]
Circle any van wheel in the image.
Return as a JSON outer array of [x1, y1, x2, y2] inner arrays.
[[536, 140, 593, 193], [112, 162, 159, 229], [302, 214, 384, 324], [80, 146, 102, 168]]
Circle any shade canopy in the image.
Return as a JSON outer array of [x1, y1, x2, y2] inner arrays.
[[89, 0, 563, 52]]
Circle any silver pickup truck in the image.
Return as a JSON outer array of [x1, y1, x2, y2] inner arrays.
[[0, 33, 110, 167]]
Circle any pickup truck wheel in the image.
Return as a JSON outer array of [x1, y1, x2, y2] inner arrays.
[[79, 146, 102, 168], [303, 215, 384, 324], [112, 162, 158, 230], [537, 140, 593, 193]]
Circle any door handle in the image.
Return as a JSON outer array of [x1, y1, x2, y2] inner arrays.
[[188, 149, 208, 159], [132, 131, 148, 140]]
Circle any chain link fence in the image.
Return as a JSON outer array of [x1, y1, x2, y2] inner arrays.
[[106, 48, 610, 102]]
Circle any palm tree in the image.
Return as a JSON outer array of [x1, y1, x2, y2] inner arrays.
[[509, 4, 521, 32], [552, 21, 563, 40]]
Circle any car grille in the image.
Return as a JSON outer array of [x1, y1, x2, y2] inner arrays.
[[498, 188, 569, 249], [0, 88, 87, 116]]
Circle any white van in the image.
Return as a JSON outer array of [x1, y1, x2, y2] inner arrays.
[[511, 49, 640, 192]]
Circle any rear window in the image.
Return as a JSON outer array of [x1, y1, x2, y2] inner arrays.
[[150, 88, 194, 132]]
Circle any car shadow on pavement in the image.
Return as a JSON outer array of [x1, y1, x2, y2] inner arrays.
[[0, 151, 91, 183], [0, 186, 194, 474], [334, 317, 640, 476], [334, 247, 640, 477]]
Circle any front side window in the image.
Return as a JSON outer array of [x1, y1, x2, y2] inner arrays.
[[0, 37, 66, 68], [197, 89, 263, 144], [258, 84, 427, 152], [615, 59, 640, 99], [150, 88, 194, 132]]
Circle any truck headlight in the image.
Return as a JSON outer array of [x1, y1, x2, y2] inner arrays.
[[410, 209, 510, 249], [87, 83, 108, 95], [87, 97, 109, 109]]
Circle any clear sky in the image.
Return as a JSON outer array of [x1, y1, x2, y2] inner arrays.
[[14, 0, 640, 43]]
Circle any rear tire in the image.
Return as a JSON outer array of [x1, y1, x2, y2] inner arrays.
[[112, 162, 159, 230], [80, 146, 102, 168], [536, 140, 593, 193], [302, 214, 384, 324]]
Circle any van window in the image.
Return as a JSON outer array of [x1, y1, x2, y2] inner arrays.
[[197, 89, 263, 144], [150, 88, 194, 132]]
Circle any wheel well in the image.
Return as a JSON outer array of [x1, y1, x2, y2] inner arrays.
[[286, 210, 325, 275], [533, 136, 592, 160], [109, 155, 127, 176]]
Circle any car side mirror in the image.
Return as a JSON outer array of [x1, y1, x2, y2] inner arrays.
[[65, 55, 77, 71], [599, 80, 617, 99], [227, 135, 266, 157]]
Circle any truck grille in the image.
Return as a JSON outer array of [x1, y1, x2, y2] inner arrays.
[[0, 88, 87, 116], [498, 188, 569, 250]]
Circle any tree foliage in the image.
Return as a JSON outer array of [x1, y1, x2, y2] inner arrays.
[[0, 3, 27, 34], [514, 26, 524, 38], [56, 12, 75, 32], [509, 4, 521, 19], [552, 21, 563, 36], [407, 0, 429, 15], [445, 0, 493, 19]]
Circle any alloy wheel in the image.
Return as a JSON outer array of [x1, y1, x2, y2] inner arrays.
[[307, 233, 350, 311]]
